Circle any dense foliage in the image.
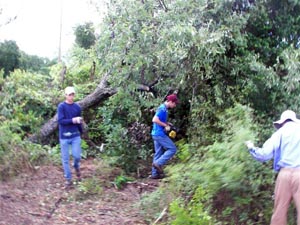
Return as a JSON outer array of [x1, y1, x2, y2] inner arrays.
[[74, 22, 96, 49], [0, 40, 20, 76], [1, 0, 300, 224]]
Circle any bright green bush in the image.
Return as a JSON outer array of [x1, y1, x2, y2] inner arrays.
[[112, 175, 134, 189], [0, 70, 58, 136], [169, 187, 213, 225]]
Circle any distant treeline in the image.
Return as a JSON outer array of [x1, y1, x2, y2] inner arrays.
[[0, 40, 57, 77]]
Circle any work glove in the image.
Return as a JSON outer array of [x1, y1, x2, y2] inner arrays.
[[245, 140, 255, 150], [164, 125, 171, 132], [72, 117, 82, 124]]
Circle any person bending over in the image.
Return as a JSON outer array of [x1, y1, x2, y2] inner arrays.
[[151, 94, 179, 179]]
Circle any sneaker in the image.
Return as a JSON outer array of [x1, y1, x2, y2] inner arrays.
[[75, 168, 81, 182], [65, 180, 72, 189], [152, 163, 163, 174], [150, 174, 165, 179]]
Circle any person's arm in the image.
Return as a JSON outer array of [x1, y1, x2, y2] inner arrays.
[[152, 115, 168, 128], [57, 104, 73, 125], [249, 132, 281, 162]]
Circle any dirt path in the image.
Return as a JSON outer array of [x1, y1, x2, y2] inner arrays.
[[0, 159, 160, 225]]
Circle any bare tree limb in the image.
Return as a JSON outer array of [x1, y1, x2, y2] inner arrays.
[[157, 0, 168, 12], [151, 207, 168, 225]]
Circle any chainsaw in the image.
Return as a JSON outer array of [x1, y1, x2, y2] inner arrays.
[[164, 125, 179, 139]]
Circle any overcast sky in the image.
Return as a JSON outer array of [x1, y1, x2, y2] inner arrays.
[[0, 0, 106, 59]]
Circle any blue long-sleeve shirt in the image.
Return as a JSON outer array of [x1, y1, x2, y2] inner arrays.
[[57, 102, 82, 139], [250, 121, 300, 172]]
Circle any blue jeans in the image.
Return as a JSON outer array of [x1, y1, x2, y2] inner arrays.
[[59, 136, 82, 181], [152, 135, 177, 176]]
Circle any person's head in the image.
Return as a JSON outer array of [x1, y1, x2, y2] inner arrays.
[[273, 110, 300, 129], [64, 86, 76, 103], [165, 94, 179, 109]]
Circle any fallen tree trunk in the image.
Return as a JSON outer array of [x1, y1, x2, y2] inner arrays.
[[28, 73, 117, 144]]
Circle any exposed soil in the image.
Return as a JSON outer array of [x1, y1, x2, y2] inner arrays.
[[0, 159, 160, 225]]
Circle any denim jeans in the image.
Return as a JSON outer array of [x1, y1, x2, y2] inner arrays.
[[59, 136, 82, 181], [152, 135, 177, 176]]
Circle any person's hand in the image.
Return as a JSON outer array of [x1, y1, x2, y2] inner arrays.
[[165, 125, 171, 132], [72, 117, 82, 124], [167, 122, 173, 126], [245, 140, 254, 150]]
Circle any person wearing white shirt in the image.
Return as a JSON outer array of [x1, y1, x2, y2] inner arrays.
[[246, 110, 300, 225]]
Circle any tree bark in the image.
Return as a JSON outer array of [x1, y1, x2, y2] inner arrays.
[[28, 73, 117, 144], [60, 65, 67, 85], [89, 61, 96, 81]]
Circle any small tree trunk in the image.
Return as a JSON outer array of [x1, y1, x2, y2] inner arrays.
[[90, 61, 96, 81], [60, 65, 67, 85]]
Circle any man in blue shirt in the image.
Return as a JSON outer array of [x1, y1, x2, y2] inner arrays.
[[245, 110, 300, 225], [151, 94, 179, 179], [57, 86, 83, 188]]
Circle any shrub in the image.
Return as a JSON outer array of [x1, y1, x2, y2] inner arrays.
[[75, 176, 103, 201], [169, 187, 213, 225], [0, 120, 50, 180]]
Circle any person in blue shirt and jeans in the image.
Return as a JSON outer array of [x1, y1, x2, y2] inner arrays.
[[245, 110, 300, 225], [57, 86, 83, 188], [151, 94, 179, 179]]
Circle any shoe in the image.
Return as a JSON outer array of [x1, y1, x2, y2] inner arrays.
[[150, 174, 165, 179], [75, 168, 81, 181], [65, 180, 72, 189], [152, 163, 163, 174]]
